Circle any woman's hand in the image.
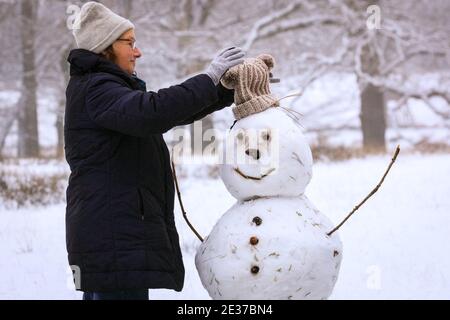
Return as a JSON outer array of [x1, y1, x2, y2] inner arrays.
[[205, 46, 245, 85]]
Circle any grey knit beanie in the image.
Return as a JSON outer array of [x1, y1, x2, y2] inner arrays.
[[72, 2, 134, 54], [220, 54, 279, 120]]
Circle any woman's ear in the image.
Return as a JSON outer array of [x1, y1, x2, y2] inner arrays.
[[101, 45, 116, 62], [257, 54, 275, 70], [220, 67, 239, 89]]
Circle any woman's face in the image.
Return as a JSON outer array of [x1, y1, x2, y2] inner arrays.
[[111, 29, 142, 75]]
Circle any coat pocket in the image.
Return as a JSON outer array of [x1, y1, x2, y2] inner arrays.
[[138, 187, 165, 220], [137, 187, 174, 255]]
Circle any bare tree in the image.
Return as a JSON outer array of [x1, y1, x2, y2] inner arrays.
[[239, 0, 450, 150], [137, 0, 220, 153], [177, 0, 219, 154], [0, 1, 20, 158], [18, 0, 39, 157], [56, 45, 71, 159], [3, 0, 448, 159]]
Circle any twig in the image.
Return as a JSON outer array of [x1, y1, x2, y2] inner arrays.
[[327, 145, 401, 236], [170, 158, 204, 242]]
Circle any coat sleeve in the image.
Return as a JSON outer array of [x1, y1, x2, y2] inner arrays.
[[176, 82, 235, 126], [85, 74, 220, 136]]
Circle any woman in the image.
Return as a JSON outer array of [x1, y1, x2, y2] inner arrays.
[[65, 2, 244, 300]]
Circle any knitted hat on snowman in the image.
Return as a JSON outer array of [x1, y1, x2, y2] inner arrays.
[[220, 54, 279, 120]]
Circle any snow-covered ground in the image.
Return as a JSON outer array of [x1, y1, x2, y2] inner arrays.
[[1, 152, 449, 300]]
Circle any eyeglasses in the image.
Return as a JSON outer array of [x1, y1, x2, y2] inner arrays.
[[116, 38, 137, 50]]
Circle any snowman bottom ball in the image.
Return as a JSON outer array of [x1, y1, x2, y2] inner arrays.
[[195, 196, 343, 300]]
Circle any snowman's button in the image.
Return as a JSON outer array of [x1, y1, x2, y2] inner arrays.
[[252, 216, 262, 226], [249, 236, 259, 245], [251, 266, 260, 274]]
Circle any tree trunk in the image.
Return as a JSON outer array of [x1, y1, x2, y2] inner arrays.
[[56, 97, 65, 159], [360, 83, 386, 151], [18, 0, 39, 158], [359, 32, 386, 152], [56, 46, 72, 159]]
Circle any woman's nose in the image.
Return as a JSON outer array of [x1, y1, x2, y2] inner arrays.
[[134, 47, 142, 58]]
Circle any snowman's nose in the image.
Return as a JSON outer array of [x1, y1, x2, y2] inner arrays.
[[245, 148, 260, 160]]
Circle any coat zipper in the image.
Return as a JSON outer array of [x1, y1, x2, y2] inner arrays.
[[138, 189, 145, 221]]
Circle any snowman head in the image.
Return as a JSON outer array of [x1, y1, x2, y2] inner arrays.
[[220, 54, 313, 200], [221, 104, 313, 201]]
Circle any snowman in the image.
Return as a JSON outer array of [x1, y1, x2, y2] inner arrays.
[[195, 54, 343, 300]]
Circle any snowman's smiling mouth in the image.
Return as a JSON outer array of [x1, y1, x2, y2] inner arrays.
[[234, 167, 275, 180]]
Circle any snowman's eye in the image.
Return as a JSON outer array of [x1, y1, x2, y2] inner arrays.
[[236, 131, 244, 141], [261, 131, 271, 141]]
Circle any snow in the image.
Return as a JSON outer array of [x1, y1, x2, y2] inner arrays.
[[0, 91, 20, 107], [0, 65, 449, 299], [1, 152, 450, 299], [0, 158, 68, 176]]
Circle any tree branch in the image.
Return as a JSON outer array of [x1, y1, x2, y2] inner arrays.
[[327, 145, 401, 236], [171, 157, 204, 242], [242, 0, 305, 50]]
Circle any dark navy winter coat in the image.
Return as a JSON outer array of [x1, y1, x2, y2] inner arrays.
[[64, 49, 234, 292]]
